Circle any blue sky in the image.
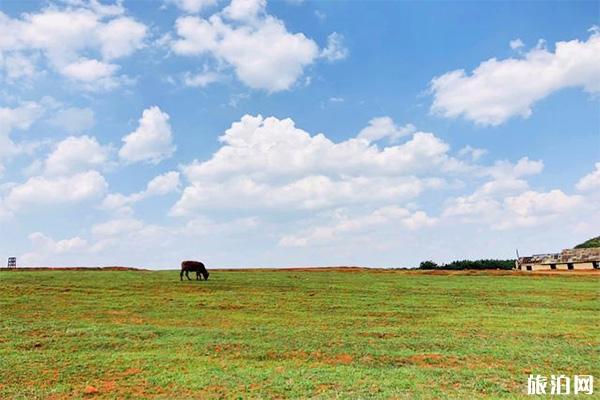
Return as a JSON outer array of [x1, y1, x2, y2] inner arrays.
[[1, 0, 599, 268]]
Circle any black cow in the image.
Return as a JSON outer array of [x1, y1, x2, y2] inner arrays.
[[180, 260, 210, 281]]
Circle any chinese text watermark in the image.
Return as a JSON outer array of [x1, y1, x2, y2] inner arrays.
[[527, 375, 594, 395]]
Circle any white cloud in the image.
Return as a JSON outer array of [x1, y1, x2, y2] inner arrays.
[[171, 1, 333, 92], [62, 0, 126, 17], [0, 102, 44, 164], [103, 171, 180, 212], [279, 206, 436, 247], [442, 156, 546, 224], [97, 17, 148, 59], [442, 154, 585, 230], [48, 107, 95, 134], [458, 145, 487, 161], [0, 6, 147, 88], [28, 232, 88, 253], [183, 115, 454, 181], [147, 171, 181, 195], [4, 170, 107, 212], [171, 0, 219, 13], [1, 53, 38, 80], [486, 157, 543, 179], [183, 69, 221, 87], [357, 117, 415, 143], [320, 32, 348, 62], [20, 231, 90, 265], [44, 135, 110, 176], [576, 162, 600, 192], [92, 217, 144, 236], [443, 178, 529, 219], [430, 30, 600, 125], [61, 58, 118, 81], [172, 114, 461, 215], [223, 0, 266, 21], [0, 101, 44, 137], [119, 106, 176, 164], [499, 189, 584, 229], [510, 38, 524, 50]]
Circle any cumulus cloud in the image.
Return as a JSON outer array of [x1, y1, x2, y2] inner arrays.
[[576, 162, 600, 192], [280, 206, 436, 247], [442, 156, 547, 225], [0, 101, 47, 175], [62, 0, 126, 17], [44, 135, 110, 176], [4, 170, 107, 212], [171, 0, 219, 13], [102, 171, 180, 212], [28, 232, 88, 253], [458, 145, 487, 161], [320, 32, 348, 62], [61, 59, 119, 81], [500, 189, 584, 229], [171, 114, 461, 215], [442, 154, 586, 231], [0, 6, 147, 88], [0, 101, 44, 157], [20, 232, 90, 265], [183, 68, 221, 87], [171, 0, 345, 91], [430, 29, 600, 125], [357, 117, 415, 143], [510, 38, 524, 50], [92, 217, 144, 236], [486, 157, 543, 179], [443, 178, 530, 219], [0, 52, 38, 80], [223, 0, 266, 20], [119, 106, 176, 164]]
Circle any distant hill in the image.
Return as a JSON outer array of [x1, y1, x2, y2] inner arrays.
[[574, 236, 600, 249]]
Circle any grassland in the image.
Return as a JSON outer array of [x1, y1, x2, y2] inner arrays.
[[0, 269, 598, 399]]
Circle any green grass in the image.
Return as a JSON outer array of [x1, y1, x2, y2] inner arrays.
[[0, 269, 598, 399]]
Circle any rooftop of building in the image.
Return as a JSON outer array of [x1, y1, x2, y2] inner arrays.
[[520, 247, 600, 264]]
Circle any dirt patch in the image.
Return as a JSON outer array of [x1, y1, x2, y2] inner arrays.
[[83, 385, 99, 395], [325, 353, 353, 365], [1, 266, 148, 271], [102, 380, 116, 392], [122, 368, 142, 376]]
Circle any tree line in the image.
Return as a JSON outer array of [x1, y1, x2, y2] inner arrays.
[[418, 259, 515, 270]]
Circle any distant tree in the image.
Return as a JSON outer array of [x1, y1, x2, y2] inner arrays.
[[574, 235, 600, 249], [419, 261, 439, 269], [418, 259, 514, 270]]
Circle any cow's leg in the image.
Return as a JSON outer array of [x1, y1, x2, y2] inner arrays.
[[180, 270, 184, 281], [186, 270, 191, 280], [196, 271, 200, 280]]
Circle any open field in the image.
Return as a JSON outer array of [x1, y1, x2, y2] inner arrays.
[[0, 269, 598, 399]]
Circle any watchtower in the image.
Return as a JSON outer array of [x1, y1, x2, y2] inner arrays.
[[7, 257, 16, 269]]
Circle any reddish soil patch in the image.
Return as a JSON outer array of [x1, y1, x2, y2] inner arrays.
[[327, 353, 353, 365], [83, 385, 99, 395], [1, 266, 147, 271], [122, 368, 142, 376], [102, 380, 117, 392]]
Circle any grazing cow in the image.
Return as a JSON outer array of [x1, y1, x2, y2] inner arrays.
[[180, 260, 210, 281]]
